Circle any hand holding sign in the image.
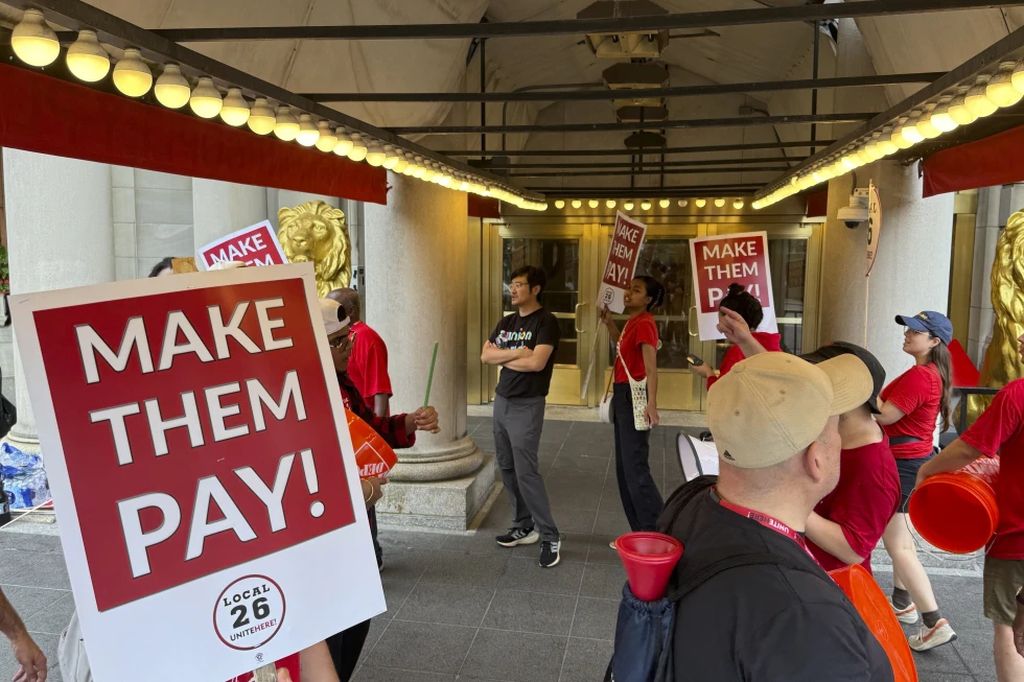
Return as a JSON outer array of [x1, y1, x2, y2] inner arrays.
[[408, 406, 439, 434], [717, 306, 753, 344]]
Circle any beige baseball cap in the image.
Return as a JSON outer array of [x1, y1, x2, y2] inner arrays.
[[708, 352, 872, 469]]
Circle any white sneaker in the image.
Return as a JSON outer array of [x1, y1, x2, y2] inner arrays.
[[908, 618, 957, 651], [889, 598, 919, 624]]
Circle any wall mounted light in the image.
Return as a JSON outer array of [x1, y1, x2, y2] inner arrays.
[[658, 199, 670, 208], [695, 198, 707, 208], [588, 199, 599, 208], [571, 199, 583, 209], [554, 200, 566, 209], [714, 198, 726, 208], [623, 201, 635, 210], [640, 200, 652, 210], [733, 199, 745, 209], [605, 199, 617, 209], [677, 199, 688, 208]]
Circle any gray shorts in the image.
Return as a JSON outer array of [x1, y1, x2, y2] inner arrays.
[[984, 556, 1024, 625]]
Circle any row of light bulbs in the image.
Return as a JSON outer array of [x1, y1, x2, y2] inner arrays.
[[753, 60, 1024, 209], [552, 197, 746, 211], [10, 9, 546, 212]]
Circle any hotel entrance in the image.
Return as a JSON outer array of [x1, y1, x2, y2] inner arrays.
[[470, 218, 817, 412]]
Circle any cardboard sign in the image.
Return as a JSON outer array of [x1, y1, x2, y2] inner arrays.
[[198, 220, 288, 270], [866, 181, 882, 276], [688, 231, 777, 340], [598, 212, 648, 313], [11, 264, 384, 682]]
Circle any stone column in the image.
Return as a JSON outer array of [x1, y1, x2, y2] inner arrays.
[[363, 173, 494, 530], [819, 160, 955, 381], [191, 179, 269, 253], [2, 150, 115, 504]]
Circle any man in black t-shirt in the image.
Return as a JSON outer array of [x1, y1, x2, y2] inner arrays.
[[661, 352, 894, 681], [481, 265, 562, 568]]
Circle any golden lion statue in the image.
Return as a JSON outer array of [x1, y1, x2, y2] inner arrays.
[[277, 200, 351, 297], [968, 208, 1024, 422]]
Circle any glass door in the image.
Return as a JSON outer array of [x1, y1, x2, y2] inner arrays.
[[484, 224, 599, 406]]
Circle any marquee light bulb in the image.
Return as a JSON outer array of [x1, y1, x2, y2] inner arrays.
[[623, 201, 635, 211], [11, 9, 59, 67], [965, 76, 998, 118], [66, 30, 109, 82], [296, 114, 319, 147], [273, 106, 299, 141], [189, 77, 222, 119], [333, 130, 354, 156], [314, 121, 337, 152], [605, 199, 617, 209], [247, 98, 276, 135], [154, 64, 190, 109], [571, 199, 583, 209], [986, 62, 1023, 108], [659, 199, 670, 208], [219, 88, 250, 127], [588, 199, 599, 209], [112, 48, 152, 97], [640, 200, 652, 211], [695, 198, 707, 208], [714, 198, 726, 208], [554, 200, 565, 209]]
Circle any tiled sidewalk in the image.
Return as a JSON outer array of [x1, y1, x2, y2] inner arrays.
[[0, 415, 998, 681]]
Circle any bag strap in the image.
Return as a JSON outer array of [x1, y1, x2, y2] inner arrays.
[[615, 318, 639, 385]]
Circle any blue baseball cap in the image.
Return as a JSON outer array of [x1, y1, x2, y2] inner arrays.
[[895, 310, 953, 345]]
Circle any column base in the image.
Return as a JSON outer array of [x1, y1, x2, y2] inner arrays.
[[376, 451, 497, 531]]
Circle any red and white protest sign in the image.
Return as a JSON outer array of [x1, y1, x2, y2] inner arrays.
[[12, 264, 383, 682], [598, 211, 647, 313], [688, 231, 777, 340], [198, 220, 288, 270]]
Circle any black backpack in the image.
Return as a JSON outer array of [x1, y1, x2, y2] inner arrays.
[[605, 478, 825, 682]]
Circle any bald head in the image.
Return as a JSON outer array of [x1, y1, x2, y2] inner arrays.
[[327, 288, 361, 323]]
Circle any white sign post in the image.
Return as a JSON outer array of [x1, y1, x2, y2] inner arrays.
[[11, 264, 383, 681]]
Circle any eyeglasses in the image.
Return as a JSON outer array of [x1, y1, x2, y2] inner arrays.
[[508, 281, 530, 290]]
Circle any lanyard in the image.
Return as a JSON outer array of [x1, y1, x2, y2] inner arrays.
[[715, 489, 819, 563]]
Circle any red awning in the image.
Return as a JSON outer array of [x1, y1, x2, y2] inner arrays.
[[0, 63, 387, 204], [922, 124, 1024, 198], [469, 194, 500, 218]]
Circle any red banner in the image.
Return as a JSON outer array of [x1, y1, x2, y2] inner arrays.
[[33, 278, 355, 611], [0, 63, 386, 204]]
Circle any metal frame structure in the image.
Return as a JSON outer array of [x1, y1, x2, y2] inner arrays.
[[151, 1, 1023, 42]]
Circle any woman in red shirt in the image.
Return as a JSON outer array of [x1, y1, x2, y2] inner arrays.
[[690, 283, 782, 388], [876, 310, 957, 651], [600, 276, 666, 532]]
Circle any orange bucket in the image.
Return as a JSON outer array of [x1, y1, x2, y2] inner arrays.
[[829, 565, 917, 682], [908, 457, 999, 554]]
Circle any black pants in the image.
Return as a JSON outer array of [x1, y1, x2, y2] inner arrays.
[[368, 506, 382, 567], [612, 383, 664, 531], [325, 619, 371, 681]]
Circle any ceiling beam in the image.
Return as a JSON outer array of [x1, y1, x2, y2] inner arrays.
[[4, 0, 541, 202], [474, 155, 808, 169], [387, 112, 877, 135], [298, 72, 943, 103], [441, 139, 837, 156], [507, 166, 789, 178], [151, 1, 1023, 42]]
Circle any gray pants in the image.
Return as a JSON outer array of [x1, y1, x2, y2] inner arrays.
[[493, 394, 559, 542]]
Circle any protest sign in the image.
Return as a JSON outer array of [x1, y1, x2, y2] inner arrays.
[[198, 220, 288, 270], [688, 231, 777, 340], [598, 212, 647, 313], [11, 264, 383, 682]]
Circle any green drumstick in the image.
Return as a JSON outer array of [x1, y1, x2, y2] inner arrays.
[[424, 341, 439, 407]]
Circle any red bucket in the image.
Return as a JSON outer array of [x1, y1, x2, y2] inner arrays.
[[908, 457, 999, 554], [829, 565, 917, 682], [615, 531, 684, 601]]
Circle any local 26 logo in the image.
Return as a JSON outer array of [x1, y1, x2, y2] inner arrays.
[[213, 574, 287, 650]]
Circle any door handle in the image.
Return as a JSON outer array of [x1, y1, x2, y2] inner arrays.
[[688, 305, 698, 337], [574, 303, 585, 333]]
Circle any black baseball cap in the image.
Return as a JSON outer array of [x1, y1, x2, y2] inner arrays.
[[799, 341, 886, 414], [895, 310, 953, 346]]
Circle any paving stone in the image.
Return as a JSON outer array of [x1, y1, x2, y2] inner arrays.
[[497, 557, 585, 597], [395, 581, 494, 627], [482, 589, 576, 636], [560, 637, 614, 682], [570, 597, 618, 641], [459, 629, 566, 682], [365, 621, 476, 674], [419, 549, 510, 588], [579, 562, 626, 600]]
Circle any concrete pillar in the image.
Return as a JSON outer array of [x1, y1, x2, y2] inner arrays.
[[819, 160, 955, 382], [191, 179, 269, 252], [2, 150, 115, 505], [363, 173, 494, 530]]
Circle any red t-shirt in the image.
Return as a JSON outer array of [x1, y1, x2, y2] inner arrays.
[[706, 331, 782, 389], [880, 364, 941, 459], [346, 321, 392, 412], [808, 439, 901, 573], [614, 312, 658, 384], [960, 378, 1024, 559]]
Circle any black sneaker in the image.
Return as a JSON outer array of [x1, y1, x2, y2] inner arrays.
[[496, 527, 539, 547], [539, 540, 561, 568]]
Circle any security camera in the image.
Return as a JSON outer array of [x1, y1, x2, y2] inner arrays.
[[837, 188, 870, 229]]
